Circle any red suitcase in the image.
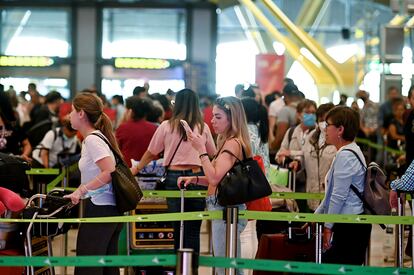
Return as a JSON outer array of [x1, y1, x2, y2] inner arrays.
[[254, 231, 315, 275]]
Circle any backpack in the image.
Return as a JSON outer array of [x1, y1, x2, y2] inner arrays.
[[26, 119, 54, 149], [344, 149, 390, 228]]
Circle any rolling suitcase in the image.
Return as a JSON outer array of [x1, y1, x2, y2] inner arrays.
[[254, 227, 315, 275]]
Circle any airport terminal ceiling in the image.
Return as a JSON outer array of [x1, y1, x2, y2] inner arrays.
[[1, 0, 395, 54]]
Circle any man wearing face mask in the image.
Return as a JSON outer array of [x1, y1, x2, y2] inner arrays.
[[276, 100, 317, 209]]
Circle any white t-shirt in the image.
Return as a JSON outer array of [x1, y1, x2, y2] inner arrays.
[[79, 130, 116, 206], [32, 128, 79, 167], [268, 97, 285, 118]]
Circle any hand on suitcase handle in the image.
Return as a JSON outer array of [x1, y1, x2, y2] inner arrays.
[[322, 227, 333, 251], [177, 176, 193, 189], [289, 160, 299, 172]]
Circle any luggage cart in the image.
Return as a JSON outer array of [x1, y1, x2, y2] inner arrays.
[[23, 189, 76, 275]]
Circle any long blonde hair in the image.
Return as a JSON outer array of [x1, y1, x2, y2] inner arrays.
[[73, 93, 123, 159], [215, 96, 252, 157]]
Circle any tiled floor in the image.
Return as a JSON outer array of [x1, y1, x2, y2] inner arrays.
[[50, 218, 412, 274]]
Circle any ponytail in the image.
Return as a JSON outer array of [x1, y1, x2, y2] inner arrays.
[[95, 112, 123, 160]]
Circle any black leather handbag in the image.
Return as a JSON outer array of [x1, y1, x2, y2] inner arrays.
[[92, 133, 143, 213], [216, 147, 272, 206]]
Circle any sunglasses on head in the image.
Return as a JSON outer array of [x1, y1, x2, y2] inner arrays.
[[215, 97, 231, 113]]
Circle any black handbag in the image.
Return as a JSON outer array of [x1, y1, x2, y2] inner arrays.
[[92, 133, 143, 213], [155, 137, 184, 190], [216, 147, 272, 206]]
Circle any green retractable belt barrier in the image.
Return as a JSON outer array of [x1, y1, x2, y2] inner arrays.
[[0, 255, 414, 274], [1, 210, 414, 225]]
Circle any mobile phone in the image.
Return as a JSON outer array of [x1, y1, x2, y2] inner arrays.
[[180, 119, 192, 134]]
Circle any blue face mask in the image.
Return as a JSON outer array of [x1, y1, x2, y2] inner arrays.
[[303, 113, 316, 127]]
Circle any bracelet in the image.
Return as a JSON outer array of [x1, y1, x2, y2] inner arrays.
[[96, 176, 105, 185], [199, 153, 209, 159], [195, 175, 199, 184]]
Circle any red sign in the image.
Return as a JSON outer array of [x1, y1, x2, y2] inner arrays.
[[255, 54, 285, 95]]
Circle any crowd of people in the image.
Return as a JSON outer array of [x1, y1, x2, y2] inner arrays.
[[1, 79, 414, 274]]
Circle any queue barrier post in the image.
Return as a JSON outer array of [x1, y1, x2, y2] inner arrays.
[[225, 206, 239, 275], [176, 248, 195, 275], [315, 223, 322, 264], [395, 190, 414, 269], [396, 192, 405, 267]]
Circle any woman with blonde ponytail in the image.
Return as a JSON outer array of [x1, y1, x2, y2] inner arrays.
[[65, 92, 123, 275]]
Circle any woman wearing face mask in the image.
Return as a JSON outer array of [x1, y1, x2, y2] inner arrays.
[[275, 99, 317, 198], [290, 103, 337, 210]]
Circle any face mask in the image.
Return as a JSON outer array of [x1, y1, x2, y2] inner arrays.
[[303, 113, 316, 127], [318, 129, 326, 148], [318, 121, 326, 131]]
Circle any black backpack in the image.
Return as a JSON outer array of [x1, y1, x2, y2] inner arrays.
[[26, 119, 54, 149]]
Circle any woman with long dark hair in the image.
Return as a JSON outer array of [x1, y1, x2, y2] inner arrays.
[[133, 88, 216, 253]]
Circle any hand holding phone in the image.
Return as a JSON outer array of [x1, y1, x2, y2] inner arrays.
[[180, 120, 193, 136]]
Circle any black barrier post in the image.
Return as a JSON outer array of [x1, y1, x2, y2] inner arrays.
[[225, 206, 238, 275], [176, 248, 195, 275]]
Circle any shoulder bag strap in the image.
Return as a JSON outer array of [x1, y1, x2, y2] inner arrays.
[[164, 136, 184, 170], [91, 133, 122, 164], [221, 149, 242, 162], [220, 138, 246, 162], [233, 138, 247, 160], [342, 149, 366, 170]]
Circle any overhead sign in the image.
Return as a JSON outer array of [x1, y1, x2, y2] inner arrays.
[[114, 57, 171, 69], [256, 54, 285, 94], [0, 55, 54, 67]]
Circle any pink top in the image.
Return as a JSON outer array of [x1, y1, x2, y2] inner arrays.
[[148, 120, 216, 166]]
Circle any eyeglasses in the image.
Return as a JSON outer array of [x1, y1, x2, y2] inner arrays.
[[323, 121, 336, 128]]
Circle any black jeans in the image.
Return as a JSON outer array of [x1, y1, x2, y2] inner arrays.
[[75, 199, 124, 275], [165, 169, 206, 253], [323, 223, 372, 265]]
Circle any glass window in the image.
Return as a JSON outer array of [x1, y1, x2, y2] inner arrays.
[[1, 77, 70, 99], [102, 8, 186, 60], [0, 8, 71, 57]]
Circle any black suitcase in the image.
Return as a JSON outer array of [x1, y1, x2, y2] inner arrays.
[[0, 153, 30, 195]]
